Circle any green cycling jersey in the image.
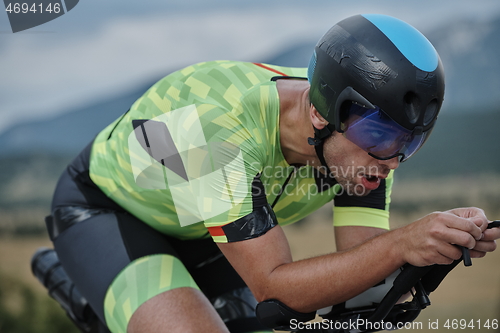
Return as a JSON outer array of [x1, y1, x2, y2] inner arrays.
[[89, 60, 393, 243]]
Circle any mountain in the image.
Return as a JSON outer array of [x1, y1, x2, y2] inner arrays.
[[0, 16, 499, 176], [396, 108, 500, 178], [428, 16, 500, 110], [0, 83, 156, 156]]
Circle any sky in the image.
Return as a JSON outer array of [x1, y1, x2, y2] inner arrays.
[[1, 0, 500, 134]]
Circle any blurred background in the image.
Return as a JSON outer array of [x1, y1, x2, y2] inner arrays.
[[0, 0, 499, 332]]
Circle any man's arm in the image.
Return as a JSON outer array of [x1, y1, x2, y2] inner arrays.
[[334, 226, 387, 251], [217, 208, 488, 314]]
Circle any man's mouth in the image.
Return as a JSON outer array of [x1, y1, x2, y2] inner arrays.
[[365, 175, 379, 182], [360, 174, 384, 190]]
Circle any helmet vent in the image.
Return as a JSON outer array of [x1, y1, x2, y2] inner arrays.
[[403, 91, 420, 124], [424, 99, 438, 126]]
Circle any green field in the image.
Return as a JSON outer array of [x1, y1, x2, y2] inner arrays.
[[0, 173, 499, 332]]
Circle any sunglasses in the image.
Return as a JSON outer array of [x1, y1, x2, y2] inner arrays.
[[341, 103, 430, 162]]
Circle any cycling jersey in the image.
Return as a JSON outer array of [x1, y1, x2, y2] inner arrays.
[[50, 60, 394, 333], [89, 60, 393, 243]]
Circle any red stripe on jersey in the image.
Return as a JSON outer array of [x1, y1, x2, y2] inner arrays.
[[207, 225, 227, 237], [253, 63, 288, 76]]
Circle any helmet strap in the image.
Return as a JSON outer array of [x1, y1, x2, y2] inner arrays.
[[307, 125, 336, 178]]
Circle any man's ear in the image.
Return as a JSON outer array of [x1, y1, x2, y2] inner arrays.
[[310, 105, 328, 129]]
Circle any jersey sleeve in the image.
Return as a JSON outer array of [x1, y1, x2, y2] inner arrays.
[[332, 170, 394, 230], [90, 61, 289, 242], [126, 101, 266, 235], [205, 174, 279, 243]]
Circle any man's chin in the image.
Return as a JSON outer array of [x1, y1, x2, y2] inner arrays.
[[337, 181, 371, 197]]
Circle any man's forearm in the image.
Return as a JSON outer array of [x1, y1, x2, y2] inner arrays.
[[334, 225, 388, 251], [261, 228, 405, 312]]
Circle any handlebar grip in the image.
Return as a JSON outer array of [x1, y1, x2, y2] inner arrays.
[[461, 247, 472, 266], [420, 259, 461, 294], [391, 265, 433, 294], [31, 247, 98, 332], [459, 220, 498, 267], [488, 221, 500, 229]]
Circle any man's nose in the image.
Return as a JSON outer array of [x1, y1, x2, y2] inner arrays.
[[379, 156, 400, 170]]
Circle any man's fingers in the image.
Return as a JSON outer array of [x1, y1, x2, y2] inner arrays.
[[446, 207, 488, 230], [437, 244, 463, 262], [472, 240, 497, 253], [440, 226, 477, 249], [404, 210, 496, 267], [469, 249, 487, 259], [441, 214, 483, 241], [482, 226, 500, 241]]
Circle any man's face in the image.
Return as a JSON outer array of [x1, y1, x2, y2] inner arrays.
[[322, 131, 399, 196]]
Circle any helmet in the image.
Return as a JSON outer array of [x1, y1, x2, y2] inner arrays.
[[308, 14, 445, 162]]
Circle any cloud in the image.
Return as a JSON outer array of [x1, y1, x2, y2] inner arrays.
[[0, 8, 326, 132], [1, 1, 500, 133]]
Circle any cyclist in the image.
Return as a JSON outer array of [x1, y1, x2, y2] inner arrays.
[[45, 14, 500, 333]]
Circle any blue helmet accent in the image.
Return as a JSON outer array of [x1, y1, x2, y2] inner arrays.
[[362, 14, 438, 72], [307, 50, 317, 83]]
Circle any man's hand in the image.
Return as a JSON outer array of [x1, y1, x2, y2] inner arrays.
[[442, 207, 499, 259], [395, 207, 487, 267]]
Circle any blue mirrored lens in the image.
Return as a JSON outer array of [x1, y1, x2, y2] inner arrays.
[[343, 103, 427, 161], [400, 128, 430, 162]]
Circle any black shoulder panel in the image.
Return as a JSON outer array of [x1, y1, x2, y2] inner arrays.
[[334, 179, 387, 210], [222, 204, 278, 243]]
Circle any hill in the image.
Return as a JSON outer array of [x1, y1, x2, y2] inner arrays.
[[395, 108, 500, 178], [3, 15, 500, 156]]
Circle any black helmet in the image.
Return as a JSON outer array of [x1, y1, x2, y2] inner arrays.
[[308, 14, 445, 163]]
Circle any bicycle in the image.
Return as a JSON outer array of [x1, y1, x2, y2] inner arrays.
[[31, 221, 500, 333]]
